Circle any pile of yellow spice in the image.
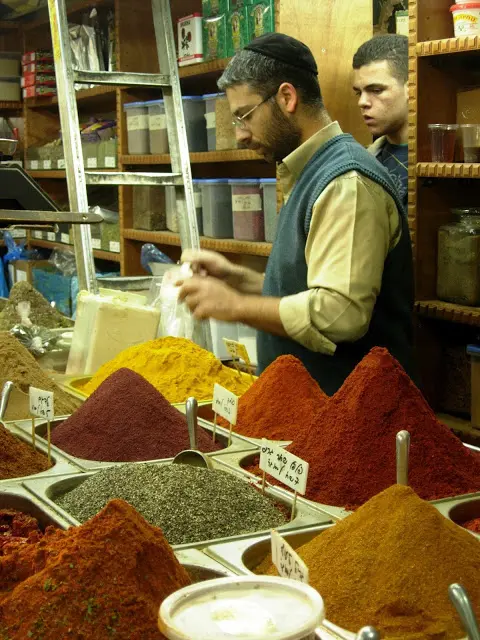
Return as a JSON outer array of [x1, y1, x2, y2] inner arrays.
[[83, 336, 252, 403]]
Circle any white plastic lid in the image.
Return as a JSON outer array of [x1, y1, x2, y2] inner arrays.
[[159, 576, 324, 640]]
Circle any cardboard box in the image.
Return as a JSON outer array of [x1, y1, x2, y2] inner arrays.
[[21, 71, 56, 88], [178, 14, 204, 66], [227, 7, 250, 57], [22, 85, 57, 99], [22, 51, 53, 65], [8, 259, 51, 287], [248, 0, 274, 40], [203, 14, 227, 61], [202, 0, 229, 17]]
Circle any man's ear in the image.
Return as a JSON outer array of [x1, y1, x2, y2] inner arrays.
[[277, 82, 299, 114]]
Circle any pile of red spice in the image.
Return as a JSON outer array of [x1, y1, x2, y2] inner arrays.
[[0, 423, 51, 479], [51, 368, 221, 462], [221, 355, 328, 441], [463, 518, 480, 534], [0, 499, 191, 639], [0, 509, 42, 555], [283, 347, 480, 507]]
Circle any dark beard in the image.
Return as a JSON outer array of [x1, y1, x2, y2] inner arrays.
[[259, 101, 303, 163]]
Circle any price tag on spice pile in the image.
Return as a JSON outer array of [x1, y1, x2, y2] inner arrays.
[[260, 439, 309, 495], [29, 387, 54, 421], [212, 383, 238, 446], [222, 338, 254, 382], [271, 529, 309, 584]]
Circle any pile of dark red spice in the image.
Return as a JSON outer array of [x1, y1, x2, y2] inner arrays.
[[51, 368, 221, 461], [0, 509, 43, 555], [247, 348, 480, 508]]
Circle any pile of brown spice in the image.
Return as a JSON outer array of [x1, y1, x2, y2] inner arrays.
[[0, 422, 51, 479], [0, 332, 80, 420], [258, 485, 480, 639], [0, 281, 73, 331], [0, 499, 191, 639]]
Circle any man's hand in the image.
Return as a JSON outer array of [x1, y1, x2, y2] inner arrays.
[[178, 275, 243, 322]]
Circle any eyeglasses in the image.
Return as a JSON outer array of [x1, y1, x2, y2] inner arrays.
[[232, 88, 279, 130]]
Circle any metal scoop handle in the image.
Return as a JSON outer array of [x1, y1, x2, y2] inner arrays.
[[356, 627, 381, 640], [186, 397, 198, 450], [0, 381, 14, 422], [396, 429, 410, 486], [449, 583, 480, 640]]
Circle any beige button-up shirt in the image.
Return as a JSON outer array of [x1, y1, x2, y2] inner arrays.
[[277, 122, 401, 355]]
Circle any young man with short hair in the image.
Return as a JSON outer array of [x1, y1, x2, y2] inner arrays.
[[353, 34, 409, 208]]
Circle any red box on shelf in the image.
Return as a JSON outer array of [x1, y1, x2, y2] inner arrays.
[[21, 51, 54, 65], [21, 72, 56, 88], [22, 85, 57, 99], [22, 61, 55, 74]]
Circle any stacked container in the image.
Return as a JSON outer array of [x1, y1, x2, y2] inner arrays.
[[230, 178, 264, 241], [182, 95, 208, 152], [201, 179, 233, 238], [146, 99, 169, 154], [204, 92, 221, 152], [124, 101, 150, 154], [261, 178, 278, 242]]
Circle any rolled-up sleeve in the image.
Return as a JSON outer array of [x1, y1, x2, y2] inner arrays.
[[279, 171, 400, 353]]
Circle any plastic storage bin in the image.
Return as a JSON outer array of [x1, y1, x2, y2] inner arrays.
[[201, 179, 233, 238], [230, 178, 264, 241], [166, 186, 178, 232], [133, 186, 167, 231], [192, 179, 204, 236], [146, 99, 169, 154], [203, 92, 221, 152], [261, 178, 277, 242], [183, 95, 207, 152], [124, 101, 149, 155]]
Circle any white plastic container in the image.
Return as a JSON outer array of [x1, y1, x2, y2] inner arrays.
[[450, 3, 480, 36], [124, 101, 149, 155], [261, 178, 278, 242], [158, 576, 325, 640], [230, 178, 265, 241], [204, 92, 221, 152], [192, 179, 204, 235], [146, 99, 169, 154], [177, 13, 203, 67], [166, 186, 178, 232], [183, 95, 208, 152], [201, 178, 233, 238]]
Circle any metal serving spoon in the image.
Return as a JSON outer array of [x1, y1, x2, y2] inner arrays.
[[172, 397, 212, 469]]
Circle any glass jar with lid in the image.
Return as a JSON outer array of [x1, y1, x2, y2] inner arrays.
[[437, 208, 480, 306]]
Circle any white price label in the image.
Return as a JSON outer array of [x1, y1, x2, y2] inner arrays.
[[260, 439, 309, 495], [43, 160, 52, 170], [149, 113, 166, 131], [30, 160, 39, 170], [29, 387, 54, 420], [61, 233, 70, 244], [232, 193, 262, 212], [223, 338, 250, 366], [105, 156, 116, 168], [127, 114, 148, 131], [47, 232, 55, 241], [205, 112, 216, 128], [271, 530, 309, 584], [33, 230, 42, 239], [87, 157, 98, 168], [213, 383, 238, 425], [92, 238, 101, 249], [109, 241, 120, 253], [58, 158, 66, 169]]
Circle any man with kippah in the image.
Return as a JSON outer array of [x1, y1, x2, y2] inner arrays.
[[179, 33, 415, 395]]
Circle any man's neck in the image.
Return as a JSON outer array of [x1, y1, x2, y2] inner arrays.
[[386, 121, 408, 146], [300, 111, 333, 145]]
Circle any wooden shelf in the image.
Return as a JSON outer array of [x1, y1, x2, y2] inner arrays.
[[123, 228, 272, 256], [0, 101, 22, 111], [417, 36, 480, 57], [29, 238, 120, 263], [417, 163, 480, 179], [415, 300, 480, 326], [26, 86, 117, 110], [0, 21, 20, 30], [178, 57, 231, 79], [122, 150, 261, 165], [28, 170, 66, 179]]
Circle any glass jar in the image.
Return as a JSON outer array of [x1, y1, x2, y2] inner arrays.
[[437, 208, 480, 306]]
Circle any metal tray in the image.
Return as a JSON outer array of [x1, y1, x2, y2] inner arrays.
[[434, 495, 480, 539], [0, 421, 82, 486], [12, 416, 259, 471], [22, 458, 333, 550], [176, 548, 238, 582], [0, 484, 72, 530]]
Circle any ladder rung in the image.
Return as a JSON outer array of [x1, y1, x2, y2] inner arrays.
[[73, 70, 171, 87], [85, 172, 183, 186]]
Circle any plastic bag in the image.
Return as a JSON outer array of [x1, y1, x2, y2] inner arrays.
[[10, 324, 60, 357], [49, 247, 77, 277], [141, 243, 174, 274], [152, 263, 194, 339]]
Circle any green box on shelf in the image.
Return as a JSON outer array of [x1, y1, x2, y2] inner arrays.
[[203, 14, 227, 61], [227, 7, 249, 56], [248, 0, 274, 40], [202, 0, 229, 17]]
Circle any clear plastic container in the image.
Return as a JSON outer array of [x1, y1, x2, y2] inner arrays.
[[461, 124, 480, 163], [146, 99, 169, 154], [203, 92, 221, 152], [133, 186, 166, 231], [428, 124, 459, 162], [230, 178, 264, 241], [166, 186, 178, 232], [183, 95, 207, 152], [159, 576, 325, 640], [437, 208, 480, 306], [261, 178, 278, 242], [124, 101, 149, 155], [201, 178, 233, 238], [192, 179, 204, 235]]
